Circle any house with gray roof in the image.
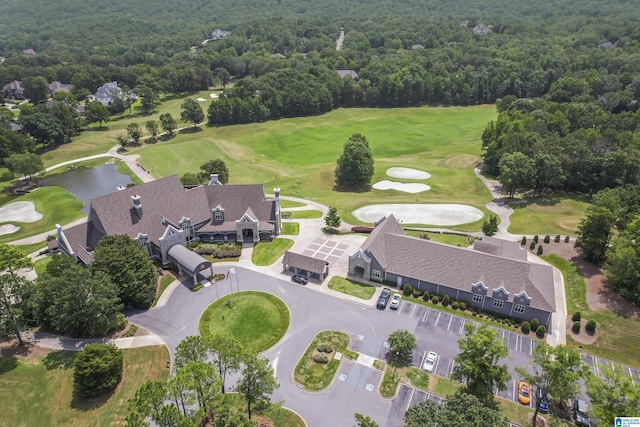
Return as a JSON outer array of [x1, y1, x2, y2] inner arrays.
[[56, 175, 281, 283], [1, 80, 24, 99], [48, 81, 73, 96], [336, 70, 359, 80], [348, 215, 556, 327], [95, 81, 121, 106]]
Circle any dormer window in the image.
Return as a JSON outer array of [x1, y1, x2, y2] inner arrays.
[[214, 211, 223, 221]]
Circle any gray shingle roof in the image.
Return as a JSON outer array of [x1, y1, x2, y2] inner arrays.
[[366, 216, 555, 312], [473, 237, 528, 261], [336, 70, 359, 79], [283, 251, 328, 275], [167, 244, 210, 274]]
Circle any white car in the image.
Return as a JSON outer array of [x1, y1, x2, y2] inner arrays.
[[423, 351, 437, 372], [390, 294, 402, 309]]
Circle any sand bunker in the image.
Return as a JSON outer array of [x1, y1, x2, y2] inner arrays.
[[373, 180, 431, 193], [0, 224, 19, 235], [210, 93, 219, 98], [197, 97, 207, 102], [386, 167, 431, 180], [353, 204, 484, 226], [0, 201, 42, 223]]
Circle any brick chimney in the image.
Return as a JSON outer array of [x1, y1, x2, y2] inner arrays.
[[131, 194, 142, 213]]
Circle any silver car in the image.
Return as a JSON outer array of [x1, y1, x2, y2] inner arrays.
[[390, 294, 402, 309], [423, 351, 437, 372]]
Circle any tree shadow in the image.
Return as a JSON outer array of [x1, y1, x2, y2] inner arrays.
[[179, 126, 203, 134], [71, 388, 115, 411], [160, 133, 176, 142], [42, 350, 76, 370], [332, 184, 372, 193]]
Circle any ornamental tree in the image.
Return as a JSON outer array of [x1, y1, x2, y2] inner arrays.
[[73, 343, 123, 397], [334, 133, 374, 188]]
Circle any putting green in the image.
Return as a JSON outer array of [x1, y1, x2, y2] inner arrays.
[[199, 291, 290, 352]]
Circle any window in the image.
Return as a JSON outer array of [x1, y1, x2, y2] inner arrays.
[[514, 304, 525, 314], [214, 211, 223, 221], [493, 299, 504, 309], [371, 270, 381, 280], [472, 294, 483, 303]]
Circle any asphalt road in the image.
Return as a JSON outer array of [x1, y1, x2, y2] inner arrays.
[[126, 267, 639, 427]]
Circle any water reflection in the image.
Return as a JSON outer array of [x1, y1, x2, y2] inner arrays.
[[41, 164, 132, 213]]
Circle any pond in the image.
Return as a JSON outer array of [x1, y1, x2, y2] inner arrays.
[[41, 164, 132, 213]]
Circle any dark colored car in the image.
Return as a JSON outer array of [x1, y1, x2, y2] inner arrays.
[[537, 388, 549, 414], [291, 274, 308, 285], [573, 399, 591, 427], [377, 287, 391, 309]]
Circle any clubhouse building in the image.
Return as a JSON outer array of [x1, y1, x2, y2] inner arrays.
[[348, 215, 556, 327], [56, 174, 281, 283]]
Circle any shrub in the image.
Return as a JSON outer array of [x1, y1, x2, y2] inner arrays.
[[564, 235, 570, 243], [530, 318, 539, 331], [459, 301, 467, 310], [529, 241, 536, 250], [554, 235, 561, 243], [533, 235, 539, 244], [111, 313, 127, 331], [521, 236, 527, 245], [412, 288, 422, 298], [193, 242, 242, 258], [73, 343, 123, 397], [536, 325, 546, 338], [317, 343, 333, 353], [452, 301, 459, 310], [351, 226, 374, 233], [313, 354, 329, 364], [586, 320, 597, 334], [521, 322, 531, 334], [537, 245, 543, 255], [572, 321, 581, 334], [572, 311, 581, 322], [442, 295, 450, 307], [422, 292, 430, 302], [544, 235, 550, 243], [431, 295, 440, 304], [403, 284, 413, 297]]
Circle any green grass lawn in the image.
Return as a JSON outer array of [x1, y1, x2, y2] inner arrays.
[[507, 195, 589, 236], [404, 230, 477, 247], [327, 277, 376, 299], [199, 291, 290, 352], [286, 210, 324, 219], [135, 106, 496, 228], [0, 346, 169, 427], [294, 330, 351, 391], [116, 160, 144, 185], [153, 273, 176, 307], [405, 367, 430, 390], [542, 254, 640, 368], [33, 256, 52, 275], [281, 222, 299, 235], [0, 187, 85, 245], [251, 238, 294, 266], [14, 242, 47, 256], [279, 199, 306, 208]]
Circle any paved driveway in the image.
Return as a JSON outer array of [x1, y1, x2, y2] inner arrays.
[[126, 268, 639, 427]]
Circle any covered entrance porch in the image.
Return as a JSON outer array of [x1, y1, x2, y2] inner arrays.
[[167, 244, 213, 286]]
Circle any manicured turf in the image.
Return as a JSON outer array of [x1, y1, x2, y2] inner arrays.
[[542, 254, 640, 368], [153, 274, 176, 307], [507, 195, 589, 236], [327, 277, 375, 299], [116, 160, 143, 185], [405, 367, 430, 390], [199, 291, 290, 352], [0, 346, 169, 427], [279, 199, 306, 208], [251, 238, 294, 266], [136, 106, 496, 229], [379, 365, 402, 398], [14, 242, 47, 256], [33, 256, 52, 275], [0, 186, 85, 245], [294, 330, 351, 391], [404, 230, 477, 247], [281, 222, 300, 235], [287, 209, 323, 219]]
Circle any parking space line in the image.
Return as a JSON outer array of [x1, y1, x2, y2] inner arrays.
[[435, 312, 441, 326], [517, 334, 521, 353], [594, 358, 599, 376], [421, 351, 427, 368], [447, 316, 453, 331], [397, 301, 404, 315], [433, 354, 441, 373], [512, 380, 516, 402], [448, 360, 455, 377], [459, 318, 466, 334], [529, 339, 534, 356], [422, 308, 430, 323], [410, 305, 417, 319], [406, 388, 415, 412]]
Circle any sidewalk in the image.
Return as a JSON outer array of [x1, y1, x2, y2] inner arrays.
[[22, 330, 166, 352]]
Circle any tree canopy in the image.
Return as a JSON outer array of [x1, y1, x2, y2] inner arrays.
[[181, 98, 205, 128], [236, 352, 279, 420], [74, 343, 123, 397], [335, 133, 374, 189], [199, 159, 229, 184], [91, 234, 157, 309], [452, 324, 511, 405], [404, 392, 506, 427]]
